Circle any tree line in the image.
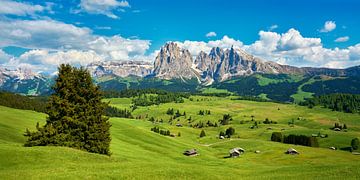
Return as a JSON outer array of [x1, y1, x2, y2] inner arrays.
[[0, 91, 47, 113], [271, 132, 319, 147], [300, 93, 360, 113]]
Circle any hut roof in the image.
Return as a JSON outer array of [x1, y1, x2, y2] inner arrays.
[[229, 147, 245, 154], [286, 148, 299, 154], [184, 149, 197, 156]]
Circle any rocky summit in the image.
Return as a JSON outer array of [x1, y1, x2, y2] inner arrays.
[[153, 42, 200, 80]]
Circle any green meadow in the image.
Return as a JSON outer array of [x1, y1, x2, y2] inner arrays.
[[1, 96, 360, 179]]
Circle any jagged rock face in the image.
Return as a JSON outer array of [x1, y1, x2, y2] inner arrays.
[[194, 47, 280, 82], [153, 42, 199, 80], [87, 61, 153, 78]]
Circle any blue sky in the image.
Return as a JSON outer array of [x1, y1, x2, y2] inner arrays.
[[0, 0, 360, 73]]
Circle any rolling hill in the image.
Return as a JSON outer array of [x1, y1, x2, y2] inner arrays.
[[1, 95, 360, 179]]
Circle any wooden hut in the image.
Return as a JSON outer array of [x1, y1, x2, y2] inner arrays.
[[183, 149, 198, 156], [229, 147, 245, 157]]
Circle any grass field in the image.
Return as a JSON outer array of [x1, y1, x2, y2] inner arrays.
[[1, 96, 360, 179]]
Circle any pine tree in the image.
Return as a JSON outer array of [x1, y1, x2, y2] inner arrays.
[[200, 130, 206, 138], [24, 64, 111, 155]]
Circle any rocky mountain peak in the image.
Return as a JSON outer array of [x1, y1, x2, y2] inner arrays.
[[153, 42, 199, 80]]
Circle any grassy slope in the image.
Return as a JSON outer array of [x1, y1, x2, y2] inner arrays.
[[291, 78, 316, 103], [1, 97, 360, 179]]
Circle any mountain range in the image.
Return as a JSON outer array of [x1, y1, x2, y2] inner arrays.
[[89, 42, 360, 83], [1, 42, 360, 101]]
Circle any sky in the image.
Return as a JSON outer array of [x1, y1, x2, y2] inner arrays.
[[0, 0, 360, 74]]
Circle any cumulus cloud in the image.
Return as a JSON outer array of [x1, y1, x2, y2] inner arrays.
[[242, 28, 359, 68], [335, 36, 350, 42], [176, 35, 243, 56], [0, 49, 13, 64], [0, 0, 47, 16], [79, 0, 130, 19], [320, 21, 336, 32], [0, 18, 151, 73], [0, 19, 150, 60], [206, 31, 217, 37]]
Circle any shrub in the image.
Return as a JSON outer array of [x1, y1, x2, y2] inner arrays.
[[351, 138, 359, 150], [225, 127, 235, 137]]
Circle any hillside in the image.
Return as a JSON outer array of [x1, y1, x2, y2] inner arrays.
[[1, 95, 360, 179]]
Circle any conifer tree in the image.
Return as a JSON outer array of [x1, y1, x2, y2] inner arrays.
[[24, 64, 111, 155]]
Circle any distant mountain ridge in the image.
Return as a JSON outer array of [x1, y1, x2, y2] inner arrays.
[[151, 42, 360, 84], [1, 41, 360, 98]]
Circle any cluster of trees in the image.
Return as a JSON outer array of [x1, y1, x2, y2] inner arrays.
[[166, 108, 186, 118], [150, 127, 171, 136], [103, 88, 190, 99], [24, 64, 111, 155], [0, 91, 47, 113], [105, 106, 133, 118], [271, 132, 319, 147], [263, 118, 278, 124], [219, 114, 233, 125], [192, 121, 218, 128], [198, 110, 211, 115], [332, 122, 348, 130], [132, 93, 185, 106], [301, 93, 360, 113], [219, 127, 236, 138]]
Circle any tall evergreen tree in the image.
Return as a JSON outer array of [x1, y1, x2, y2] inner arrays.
[[24, 64, 111, 155]]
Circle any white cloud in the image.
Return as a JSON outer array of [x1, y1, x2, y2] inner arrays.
[[0, 49, 13, 64], [268, 24, 278, 31], [206, 31, 217, 37], [335, 36, 350, 42], [176, 35, 243, 56], [320, 21, 336, 32], [0, 18, 151, 73], [0, 0, 46, 16], [79, 0, 130, 19], [243, 28, 359, 68], [0, 19, 92, 50], [0, 19, 150, 60]]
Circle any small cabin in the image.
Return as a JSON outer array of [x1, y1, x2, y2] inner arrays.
[[229, 147, 245, 157], [183, 149, 198, 156], [286, 148, 299, 155]]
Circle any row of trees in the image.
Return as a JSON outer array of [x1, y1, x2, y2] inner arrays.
[[103, 88, 190, 99], [105, 106, 133, 118], [132, 94, 185, 106], [150, 127, 171, 136], [300, 93, 360, 113], [198, 110, 211, 115], [271, 132, 319, 147]]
